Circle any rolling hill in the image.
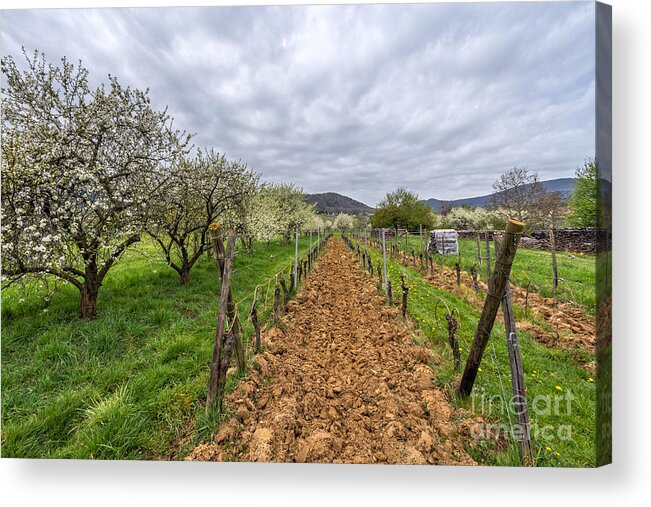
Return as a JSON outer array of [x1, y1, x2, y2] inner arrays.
[[423, 178, 576, 212], [305, 192, 373, 215]]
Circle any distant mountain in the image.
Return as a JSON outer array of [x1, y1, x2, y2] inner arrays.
[[423, 178, 576, 213], [305, 192, 374, 215]]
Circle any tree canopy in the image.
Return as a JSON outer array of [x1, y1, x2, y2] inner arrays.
[[333, 213, 355, 234], [370, 188, 435, 230], [567, 160, 599, 228], [1, 50, 190, 317]]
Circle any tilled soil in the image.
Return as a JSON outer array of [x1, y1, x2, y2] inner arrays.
[[187, 238, 476, 465]]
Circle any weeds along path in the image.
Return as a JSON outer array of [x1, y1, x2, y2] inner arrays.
[[188, 238, 475, 465]]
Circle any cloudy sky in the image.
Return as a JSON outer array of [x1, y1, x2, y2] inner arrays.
[[1, 2, 596, 206]]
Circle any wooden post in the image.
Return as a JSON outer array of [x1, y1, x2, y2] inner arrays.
[[458, 219, 525, 397], [471, 265, 479, 290], [210, 226, 246, 373], [484, 231, 492, 289], [279, 275, 289, 313], [382, 229, 388, 291], [387, 280, 393, 306], [251, 288, 261, 353], [455, 262, 461, 287], [308, 230, 313, 271], [550, 226, 559, 292], [476, 231, 482, 267], [494, 235, 535, 465], [419, 224, 423, 255], [273, 282, 280, 326], [294, 228, 299, 283], [206, 230, 237, 412]]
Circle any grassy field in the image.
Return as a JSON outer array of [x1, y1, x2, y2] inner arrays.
[[385, 234, 596, 313], [358, 241, 596, 467], [2, 232, 596, 466], [1, 236, 314, 459]]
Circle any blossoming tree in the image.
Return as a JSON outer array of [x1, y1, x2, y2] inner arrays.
[[333, 213, 355, 235], [1, 50, 190, 318], [146, 149, 257, 284]]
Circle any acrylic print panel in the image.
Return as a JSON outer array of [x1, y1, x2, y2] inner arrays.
[[0, 1, 611, 467]]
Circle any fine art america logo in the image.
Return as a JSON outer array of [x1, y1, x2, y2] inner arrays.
[[469, 388, 575, 442]]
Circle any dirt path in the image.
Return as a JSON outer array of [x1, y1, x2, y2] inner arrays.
[[188, 238, 476, 465]]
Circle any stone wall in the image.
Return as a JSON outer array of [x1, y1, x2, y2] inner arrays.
[[454, 228, 598, 253]]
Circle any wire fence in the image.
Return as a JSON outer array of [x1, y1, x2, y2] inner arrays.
[[224, 230, 333, 358], [348, 227, 595, 315]]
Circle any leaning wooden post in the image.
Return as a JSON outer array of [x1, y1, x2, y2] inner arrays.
[[210, 225, 246, 373], [458, 219, 525, 397], [206, 229, 237, 412], [495, 235, 535, 465]]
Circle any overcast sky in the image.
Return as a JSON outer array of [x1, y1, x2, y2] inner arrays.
[[1, 2, 596, 206]]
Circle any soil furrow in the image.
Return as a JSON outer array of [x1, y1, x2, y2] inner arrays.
[[188, 238, 476, 465]]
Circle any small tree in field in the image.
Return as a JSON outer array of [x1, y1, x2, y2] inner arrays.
[[490, 167, 546, 224], [370, 188, 435, 230], [567, 160, 599, 228], [147, 150, 257, 284], [334, 213, 355, 235], [1, 50, 190, 318]]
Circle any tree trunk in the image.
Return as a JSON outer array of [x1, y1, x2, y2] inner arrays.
[[180, 265, 191, 285], [80, 282, 99, 319]]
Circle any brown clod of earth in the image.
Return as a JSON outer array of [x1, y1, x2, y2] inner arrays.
[[187, 238, 476, 465]]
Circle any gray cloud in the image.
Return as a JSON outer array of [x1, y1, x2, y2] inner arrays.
[[1, 2, 595, 206]]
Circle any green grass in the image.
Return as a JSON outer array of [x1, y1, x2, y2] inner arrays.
[[1, 235, 316, 459], [357, 241, 596, 467], [383, 234, 596, 313]]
